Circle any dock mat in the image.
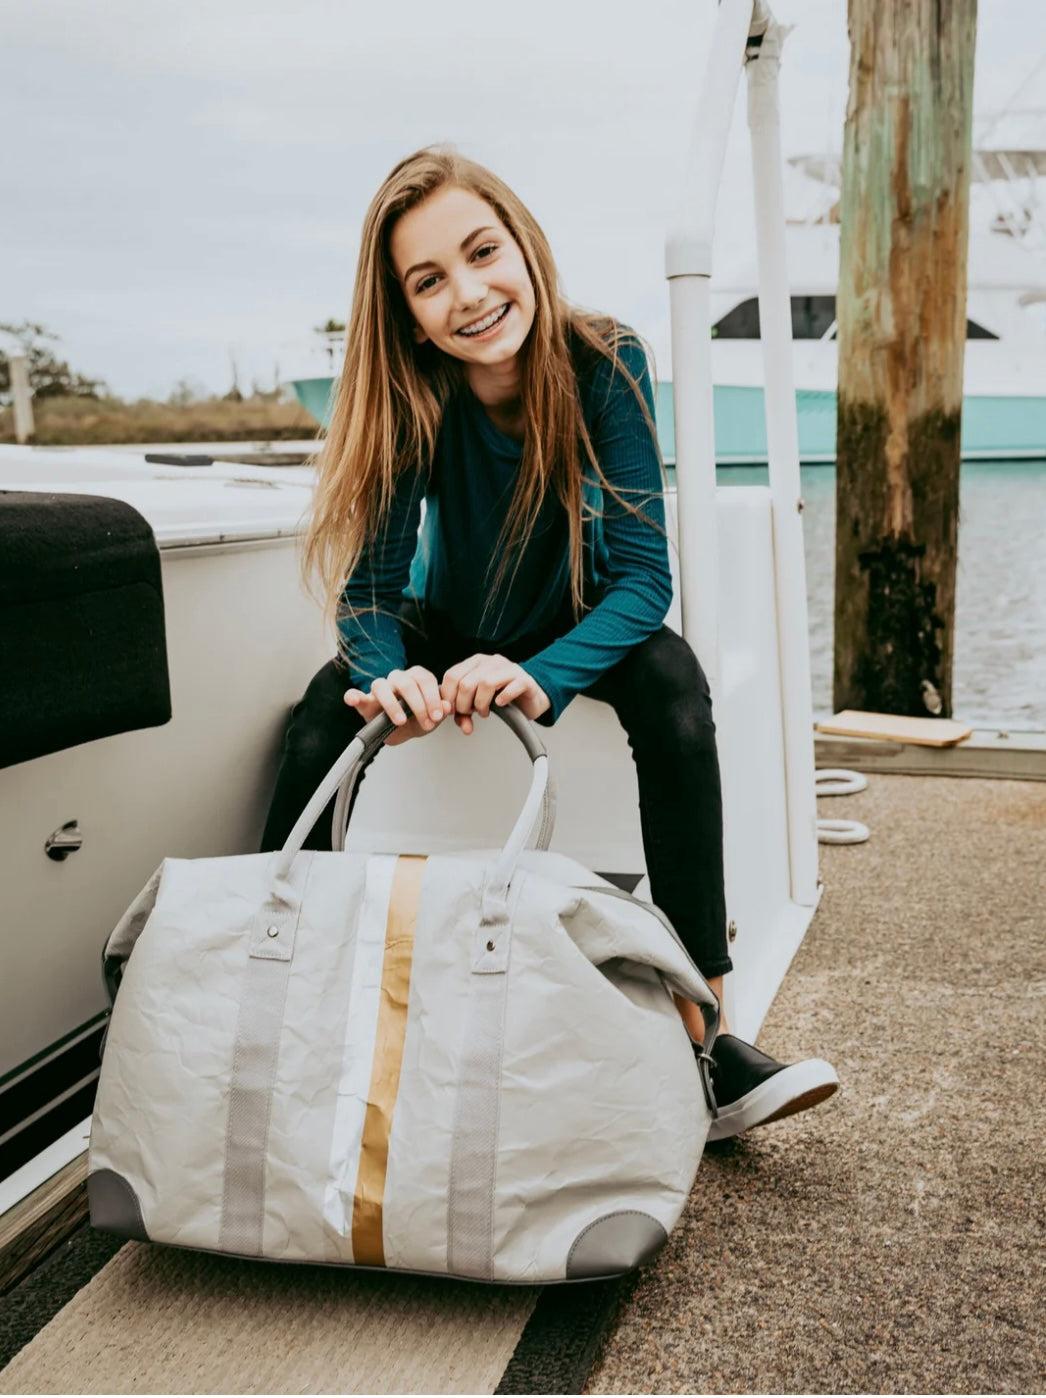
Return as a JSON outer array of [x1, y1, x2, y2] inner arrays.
[[0, 1227, 123, 1373], [0, 1225, 635, 1396], [0, 1241, 540, 1395], [0, 1225, 640, 1395], [495, 1275, 637, 1394]]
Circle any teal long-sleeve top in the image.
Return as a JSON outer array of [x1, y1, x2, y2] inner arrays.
[[339, 329, 672, 723]]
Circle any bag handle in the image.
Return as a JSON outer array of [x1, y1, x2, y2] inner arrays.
[[328, 702, 555, 855], [270, 703, 556, 889]]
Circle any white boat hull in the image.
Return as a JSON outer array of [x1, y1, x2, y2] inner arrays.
[[1, 447, 817, 1173]]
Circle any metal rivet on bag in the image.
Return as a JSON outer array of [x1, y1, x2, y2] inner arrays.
[[267, 926, 280, 939], [486, 940, 496, 952]]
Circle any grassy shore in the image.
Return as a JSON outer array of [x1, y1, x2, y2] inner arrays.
[[0, 395, 320, 446]]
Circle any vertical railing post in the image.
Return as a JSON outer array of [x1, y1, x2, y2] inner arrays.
[[664, 0, 755, 705], [746, 12, 820, 906]]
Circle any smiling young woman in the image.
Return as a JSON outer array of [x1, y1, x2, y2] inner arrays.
[[260, 142, 839, 1142]]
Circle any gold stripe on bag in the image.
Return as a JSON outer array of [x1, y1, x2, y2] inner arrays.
[[351, 854, 426, 1266]]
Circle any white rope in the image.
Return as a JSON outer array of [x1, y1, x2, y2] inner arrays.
[[815, 768, 867, 797], [815, 767, 870, 844]]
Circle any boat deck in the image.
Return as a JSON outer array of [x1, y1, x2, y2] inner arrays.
[[1, 771, 1043, 1394]]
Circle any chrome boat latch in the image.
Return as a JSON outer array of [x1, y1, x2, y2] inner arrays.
[[45, 820, 83, 861]]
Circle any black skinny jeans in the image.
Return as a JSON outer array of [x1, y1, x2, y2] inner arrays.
[[260, 602, 732, 978]]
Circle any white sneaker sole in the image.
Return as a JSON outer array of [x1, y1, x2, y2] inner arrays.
[[706, 1057, 839, 1142]]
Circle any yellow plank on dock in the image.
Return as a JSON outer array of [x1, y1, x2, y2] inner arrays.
[[815, 710, 973, 747]]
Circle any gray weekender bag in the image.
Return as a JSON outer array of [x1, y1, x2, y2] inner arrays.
[[89, 705, 720, 1283]]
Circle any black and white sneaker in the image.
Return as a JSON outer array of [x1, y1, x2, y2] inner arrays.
[[700, 1034, 839, 1142]]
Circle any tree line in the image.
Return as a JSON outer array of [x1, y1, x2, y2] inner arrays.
[[0, 321, 104, 402]]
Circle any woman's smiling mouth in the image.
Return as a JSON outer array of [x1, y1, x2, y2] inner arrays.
[[456, 303, 511, 338]]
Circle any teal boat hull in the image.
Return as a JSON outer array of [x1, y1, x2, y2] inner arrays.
[[291, 377, 1046, 463]]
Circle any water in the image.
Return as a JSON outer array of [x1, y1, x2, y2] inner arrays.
[[713, 460, 1046, 729]]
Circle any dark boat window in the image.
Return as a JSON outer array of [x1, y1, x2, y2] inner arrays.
[[713, 295, 999, 341], [712, 298, 762, 338], [712, 296, 838, 339]]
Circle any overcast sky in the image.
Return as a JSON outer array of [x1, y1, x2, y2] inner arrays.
[[1, 0, 1041, 401]]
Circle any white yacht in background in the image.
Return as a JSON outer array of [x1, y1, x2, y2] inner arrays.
[[634, 129, 1046, 462], [673, 140, 1046, 463]]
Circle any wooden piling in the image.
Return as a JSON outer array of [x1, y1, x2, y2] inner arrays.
[[833, 0, 978, 717]]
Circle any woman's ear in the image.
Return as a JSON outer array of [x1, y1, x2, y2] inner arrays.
[[412, 324, 428, 344]]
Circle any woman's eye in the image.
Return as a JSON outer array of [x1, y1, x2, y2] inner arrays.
[[415, 243, 498, 294]]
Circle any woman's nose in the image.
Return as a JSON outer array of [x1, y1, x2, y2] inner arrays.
[[453, 270, 489, 308]]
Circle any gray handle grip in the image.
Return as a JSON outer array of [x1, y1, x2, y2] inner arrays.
[[271, 702, 556, 882], [330, 702, 556, 852]]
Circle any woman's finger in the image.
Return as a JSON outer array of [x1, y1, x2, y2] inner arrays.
[[441, 654, 487, 712], [370, 677, 409, 726], [472, 676, 501, 718], [440, 669, 460, 713], [391, 673, 435, 730], [454, 669, 482, 715], [409, 668, 448, 726], [345, 689, 380, 718], [494, 673, 550, 720], [493, 677, 528, 707], [453, 659, 500, 715]]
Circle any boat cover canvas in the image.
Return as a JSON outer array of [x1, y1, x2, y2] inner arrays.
[[0, 491, 171, 768]]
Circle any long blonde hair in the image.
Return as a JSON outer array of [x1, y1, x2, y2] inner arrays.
[[302, 143, 666, 658]]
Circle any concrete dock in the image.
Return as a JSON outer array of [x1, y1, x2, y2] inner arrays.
[[590, 772, 1046, 1394]]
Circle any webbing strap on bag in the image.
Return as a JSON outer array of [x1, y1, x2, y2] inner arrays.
[[220, 853, 314, 1255], [446, 873, 520, 1279]]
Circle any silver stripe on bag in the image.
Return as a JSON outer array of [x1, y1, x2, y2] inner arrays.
[[445, 876, 520, 1279], [219, 852, 315, 1255]]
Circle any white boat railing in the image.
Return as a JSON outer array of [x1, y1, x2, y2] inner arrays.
[[666, 0, 819, 912]]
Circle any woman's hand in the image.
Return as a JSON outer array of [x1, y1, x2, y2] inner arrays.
[[344, 666, 452, 746], [440, 654, 551, 735]]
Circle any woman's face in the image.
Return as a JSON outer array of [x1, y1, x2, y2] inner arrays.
[[389, 185, 536, 371]]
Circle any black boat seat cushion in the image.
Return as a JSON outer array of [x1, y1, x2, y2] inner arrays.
[[0, 492, 172, 769]]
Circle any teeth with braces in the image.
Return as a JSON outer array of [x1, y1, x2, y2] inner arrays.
[[458, 304, 509, 336]]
